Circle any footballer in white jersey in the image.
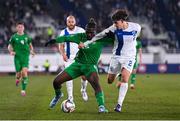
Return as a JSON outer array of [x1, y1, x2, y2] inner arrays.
[[59, 15, 88, 102], [59, 26, 85, 61], [102, 22, 141, 73], [81, 9, 141, 112]]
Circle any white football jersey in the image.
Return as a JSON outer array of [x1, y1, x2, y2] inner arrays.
[[91, 22, 141, 58], [60, 26, 85, 59]]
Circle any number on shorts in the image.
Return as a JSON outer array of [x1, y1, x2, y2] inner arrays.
[[128, 60, 132, 67]]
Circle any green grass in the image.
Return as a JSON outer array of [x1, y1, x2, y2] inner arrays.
[[0, 74, 180, 120]]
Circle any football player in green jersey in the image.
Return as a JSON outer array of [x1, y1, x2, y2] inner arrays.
[[129, 38, 142, 89], [8, 22, 35, 96], [46, 18, 113, 113]]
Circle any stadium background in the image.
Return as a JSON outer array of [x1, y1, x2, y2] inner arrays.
[[0, 0, 179, 74], [0, 0, 180, 120]]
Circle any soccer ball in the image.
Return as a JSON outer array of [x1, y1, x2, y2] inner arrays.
[[61, 99, 75, 113]]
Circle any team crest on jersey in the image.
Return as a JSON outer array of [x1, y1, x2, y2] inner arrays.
[[20, 40, 24, 45], [16, 38, 18, 40], [25, 37, 28, 41], [132, 31, 137, 36]]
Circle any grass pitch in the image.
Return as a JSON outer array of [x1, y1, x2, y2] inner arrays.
[[0, 74, 180, 120]]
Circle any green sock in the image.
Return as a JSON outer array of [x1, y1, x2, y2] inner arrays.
[[55, 89, 61, 97], [21, 77, 28, 90], [95, 92, 105, 106], [130, 74, 136, 84]]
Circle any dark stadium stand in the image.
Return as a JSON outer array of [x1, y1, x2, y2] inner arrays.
[[0, 0, 179, 49]]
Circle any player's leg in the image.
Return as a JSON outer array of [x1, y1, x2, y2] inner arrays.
[[49, 62, 82, 108], [21, 67, 28, 96], [130, 69, 137, 89], [14, 58, 21, 86], [80, 75, 88, 101], [20, 56, 30, 96], [86, 72, 108, 113], [130, 60, 138, 89], [116, 73, 122, 88], [49, 71, 73, 108], [115, 59, 134, 112], [107, 57, 120, 84], [83, 65, 108, 113], [15, 72, 21, 86], [64, 60, 74, 102]]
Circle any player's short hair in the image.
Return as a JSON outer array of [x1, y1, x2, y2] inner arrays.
[[85, 18, 97, 32], [111, 9, 129, 22], [16, 21, 25, 26], [66, 15, 76, 21]]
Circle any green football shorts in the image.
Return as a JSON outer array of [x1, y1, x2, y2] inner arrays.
[[64, 61, 98, 79], [14, 55, 29, 72]]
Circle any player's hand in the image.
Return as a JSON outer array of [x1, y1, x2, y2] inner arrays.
[[45, 39, 56, 47], [10, 51, 16, 56], [30, 50, 35, 57], [62, 54, 68, 62], [105, 31, 115, 39], [78, 42, 85, 49]]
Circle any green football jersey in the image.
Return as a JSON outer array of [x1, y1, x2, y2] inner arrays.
[[9, 33, 32, 56], [56, 33, 113, 64]]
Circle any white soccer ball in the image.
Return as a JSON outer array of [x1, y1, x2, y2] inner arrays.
[[61, 99, 75, 113]]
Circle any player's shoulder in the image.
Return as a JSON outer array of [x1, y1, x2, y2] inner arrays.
[[129, 22, 141, 29], [59, 28, 66, 36], [24, 33, 32, 38], [128, 22, 141, 31], [23, 33, 30, 37], [11, 33, 17, 38], [75, 26, 85, 33], [109, 25, 116, 31]]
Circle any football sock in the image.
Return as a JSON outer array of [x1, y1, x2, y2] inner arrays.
[[55, 89, 61, 97], [130, 74, 136, 84], [118, 82, 128, 106], [21, 77, 28, 90], [81, 79, 88, 91], [66, 80, 73, 100], [95, 92, 105, 106]]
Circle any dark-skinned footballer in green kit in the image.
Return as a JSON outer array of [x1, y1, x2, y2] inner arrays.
[[45, 18, 114, 113]]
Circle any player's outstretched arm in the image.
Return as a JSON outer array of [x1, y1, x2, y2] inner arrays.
[[81, 31, 115, 48], [45, 39, 56, 46], [45, 33, 85, 46], [84, 25, 115, 47]]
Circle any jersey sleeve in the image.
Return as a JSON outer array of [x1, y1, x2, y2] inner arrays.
[[9, 35, 15, 45], [28, 36, 32, 44], [84, 25, 115, 46], [79, 27, 85, 33], [136, 24, 141, 38], [56, 33, 85, 44], [97, 37, 114, 46], [59, 30, 65, 36]]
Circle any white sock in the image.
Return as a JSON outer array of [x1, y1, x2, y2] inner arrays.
[[81, 79, 88, 92], [118, 82, 128, 106], [66, 80, 73, 101]]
